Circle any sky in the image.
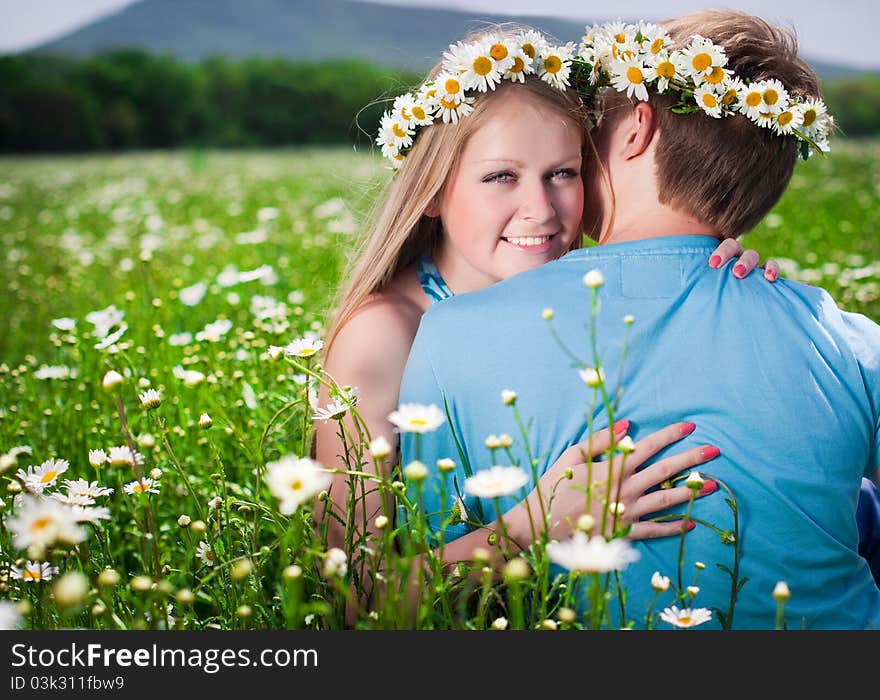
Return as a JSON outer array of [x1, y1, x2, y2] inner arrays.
[[1, 0, 878, 69]]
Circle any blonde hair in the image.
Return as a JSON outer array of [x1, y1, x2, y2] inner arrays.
[[324, 27, 594, 351]]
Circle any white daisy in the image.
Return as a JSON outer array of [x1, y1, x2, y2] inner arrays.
[[546, 532, 640, 573], [10, 560, 59, 583], [391, 93, 433, 127], [93, 323, 128, 350], [798, 97, 830, 139], [179, 281, 207, 306], [311, 401, 348, 422], [650, 52, 681, 93], [503, 46, 532, 83], [772, 103, 804, 135], [458, 39, 507, 92], [387, 403, 445, 433], [659, 605, 713, 629], [434, 73, 474, 124], [603, 20, 638, 62], [537, 43, 575, 89], [168, 332, 193, 346], [517, 30, 550, 65], [173, 365, 206, 387], [7, 496, 87, 549], [464, 465, 529, 499], [693, 86, 723, 118], [85, 304, 125, 339], [637, 21, 671, 57], [196, 540, 215, 567], [107, 445, 143, 468], [88, 449, 107, 468], [283, 336, 324, 358], [33, 365, 73, 380], [51, 491, 95, 507], [70, 505, 111, 523], [678, 35, 727, 86], [123, 478, 159, 495], [195, 318, 232, 342], [16, 458, 69, 494], [376, 113, 413, 157], [265, 455, 332, 515], [578, 367, 605, 388], [0, 601, 22, 630], [610, 56, 654, 101], [51, 317, 77, 332], [138, 388, 162, 409]]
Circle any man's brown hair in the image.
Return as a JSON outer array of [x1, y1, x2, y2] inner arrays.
[[600, 9, 822, 239]]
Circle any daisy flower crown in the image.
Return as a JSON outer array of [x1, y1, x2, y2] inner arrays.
[[376, 22, 833, 169]]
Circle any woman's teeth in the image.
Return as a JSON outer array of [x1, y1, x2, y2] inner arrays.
[[505, 235, 552, 247]]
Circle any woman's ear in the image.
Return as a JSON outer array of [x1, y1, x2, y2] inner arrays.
[[423, 200, 440, 218]]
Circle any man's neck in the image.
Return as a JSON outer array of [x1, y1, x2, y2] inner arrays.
[[599, 207, 718, 245]]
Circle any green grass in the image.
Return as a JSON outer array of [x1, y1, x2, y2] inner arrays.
[[0, 142, 876, 630]]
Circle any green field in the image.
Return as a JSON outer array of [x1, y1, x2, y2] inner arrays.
[[0, 142, 878, 630]]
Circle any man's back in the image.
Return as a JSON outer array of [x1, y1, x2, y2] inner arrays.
[[400, 235, 880, 629]]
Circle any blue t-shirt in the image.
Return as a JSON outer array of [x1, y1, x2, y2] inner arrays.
[[399, 235, 880, 629]]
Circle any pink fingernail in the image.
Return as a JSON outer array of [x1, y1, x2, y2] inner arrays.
[[765, 268, 778, 282], [685, 521, 696, 532], [708, 254, 722, 269], [680, 422, 696, 437], [733, 264, 747, 278], [700, 445, 720, 461], [613, 419, 630, 435], [699, 480, 718, 496]]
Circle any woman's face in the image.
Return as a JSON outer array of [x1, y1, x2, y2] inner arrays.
[[431, 89, 584, 294]]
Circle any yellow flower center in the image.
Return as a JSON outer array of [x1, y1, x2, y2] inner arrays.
[[803, 108, 816, 127], [444, 78, 461, 95], [626, 66, 644, 84], [763, 89, 779, 106], [614, 33, 626, 43], [692, 53, 712, 72], [297, 348, 316, 357], [778, 111, 794, 126], [392, 123, 406, 138], [290, 479, 303, 492], [392, 153, 404, 162], [32, 517, 52, 532], [543, 56, 561, 74], [489, 44, 508, 61], [424, 88, 436, 99], [510, 57, 524, 73], [702, 93, 718, 109], [40, 470, 58, 484], [706, 66, 725, 84], [679, 615, 693, 626], [400, 107, 410, 121], [409, 419, 428, 428], [472, 56, 493, 77], [722, 89, 737, 106], [439, 97, 460, 110], [411, 106, 426, 120], [745, 92, 761, 108], [657, 61, 675, 79], [522, 43, 535, 59], [24, 570, 41, 581], [134, 482, 147, 492], [650, 38, 664, 54]]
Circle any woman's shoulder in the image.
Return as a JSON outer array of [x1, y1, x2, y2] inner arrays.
[[325, 285, 425, 376]]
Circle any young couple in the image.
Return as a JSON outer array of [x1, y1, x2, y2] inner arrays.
[[315, 10, 880, 628]]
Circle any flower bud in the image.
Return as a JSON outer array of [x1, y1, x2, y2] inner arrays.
[[403, 460, 428, 481], [98, 568, 120, 587], [436, 457, 455, 472], [503, 557, 531, 582], [501, 389, 517, 406], [576, 514, 595, 532], [102, 370, 123, 391], [541, 308, 554, 320], [650, 571, 670, 592], [773, 581, 791, 602], [374, 515, 389, 530], [177, 514, 191, 528], [149, 467, 162, 480], [557, 607, 576, 624], [685, 470, 705, 490], [53, 571, 89, 608], [583, 269, 604, 288], [176, 588, 194, 605], [540, 619, 558, 630], [198, 413, 213, 429], [491, 617, 508, 630], [283, 564, 303, 580], [130, 575, 152, 592], [369, 436, 391, 460], [231, 558, 253, 581]]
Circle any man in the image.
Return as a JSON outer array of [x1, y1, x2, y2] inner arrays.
[[398, 10, 880, 629]]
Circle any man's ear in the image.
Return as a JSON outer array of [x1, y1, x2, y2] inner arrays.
[[621, 101, 658, 161], [423, 199, 440, 218]]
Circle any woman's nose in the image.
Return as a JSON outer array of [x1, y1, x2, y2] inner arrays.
[[519, 180, 556, 223]]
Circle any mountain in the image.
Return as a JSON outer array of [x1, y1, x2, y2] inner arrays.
[[29, 0, 867, 80]]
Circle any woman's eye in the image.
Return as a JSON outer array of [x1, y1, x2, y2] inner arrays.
[[483, 171, 516, 183], [549, 168, 578, 180]]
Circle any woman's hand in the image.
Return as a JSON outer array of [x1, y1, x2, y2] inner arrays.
[[709, 237, 780, 282], [527, 420, 720, 541]]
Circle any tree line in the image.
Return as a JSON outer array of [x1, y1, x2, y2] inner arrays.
[[0, 50, 877, 153]]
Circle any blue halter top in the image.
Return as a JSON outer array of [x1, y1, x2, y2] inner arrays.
[[416, 253, 453, 305]]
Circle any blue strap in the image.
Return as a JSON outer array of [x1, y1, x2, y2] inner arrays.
[[416, 253, 453, 305]]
